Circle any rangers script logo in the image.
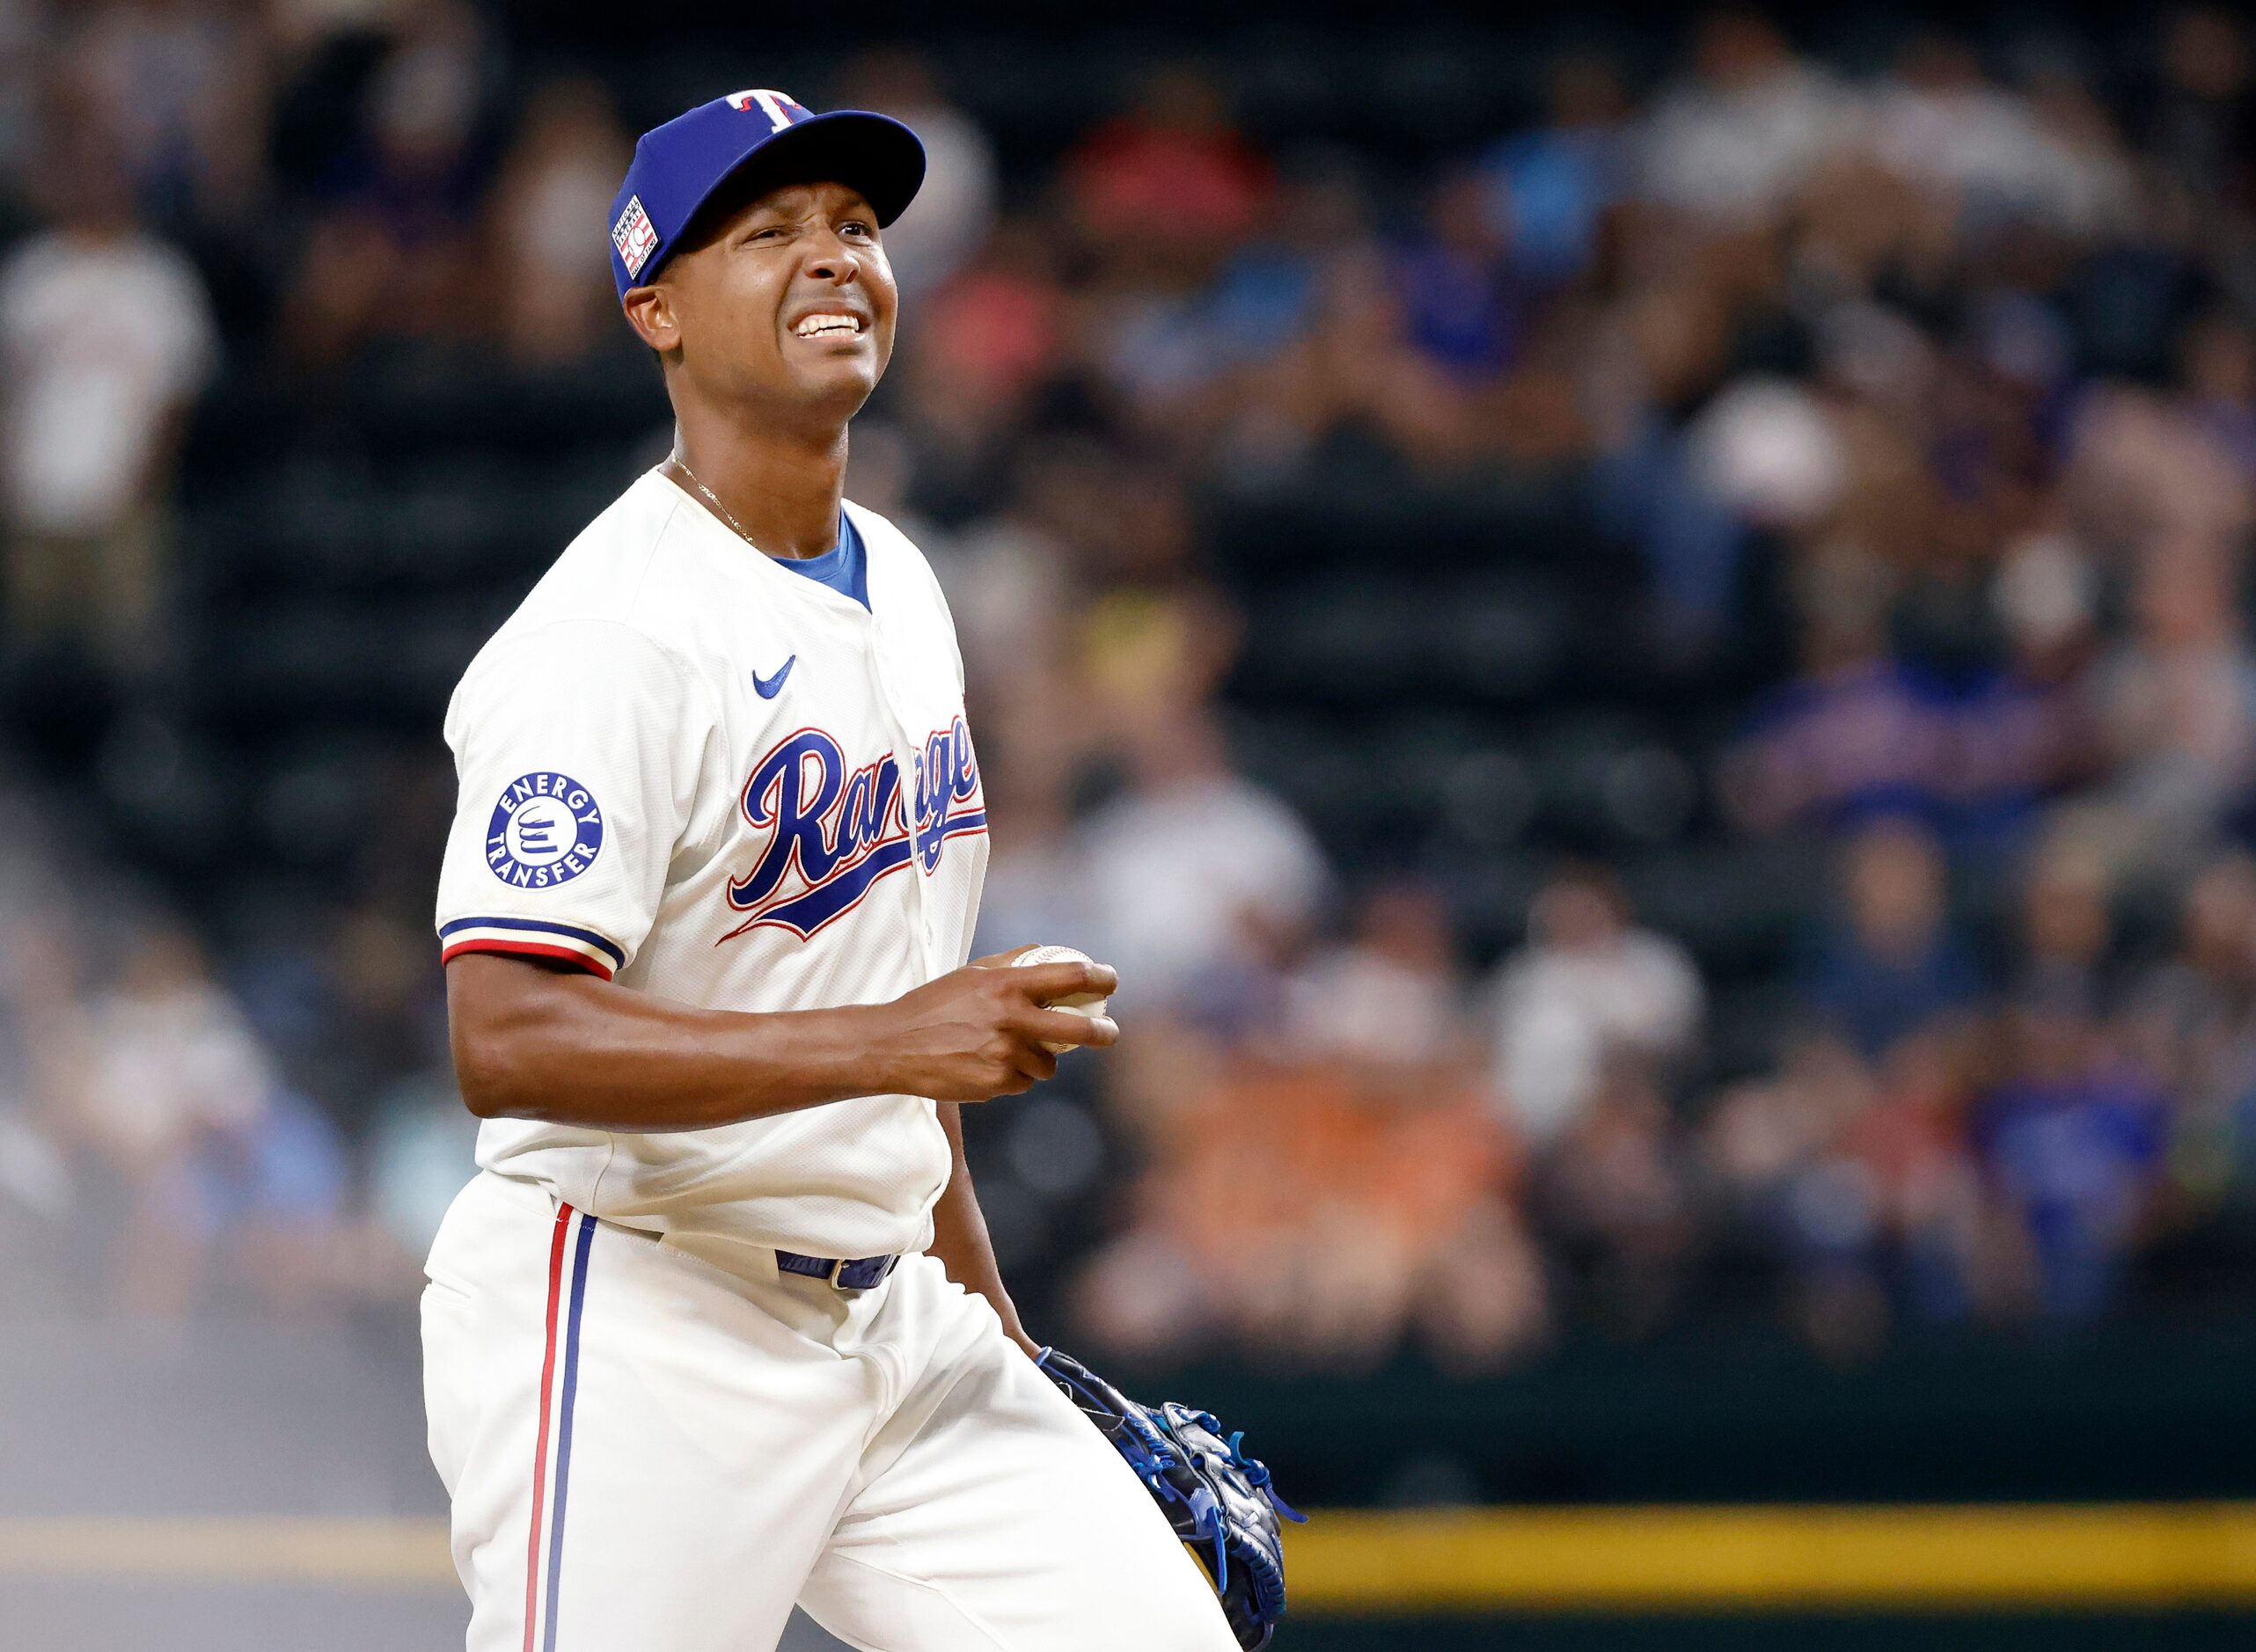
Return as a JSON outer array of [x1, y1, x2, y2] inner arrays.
[[721, 718, 985, 941]]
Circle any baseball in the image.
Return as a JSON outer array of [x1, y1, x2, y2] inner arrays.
[[1011, 944, 1112, 1053]]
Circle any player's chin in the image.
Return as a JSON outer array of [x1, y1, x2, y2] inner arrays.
[[787, 354, 883, 405]]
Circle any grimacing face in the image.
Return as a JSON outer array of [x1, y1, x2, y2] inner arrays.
[[625, 178, 897, 418]]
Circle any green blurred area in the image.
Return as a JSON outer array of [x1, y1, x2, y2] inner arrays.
[[1137, 1313, 2256, 1506], [1285, 1616, 2256, 1651]]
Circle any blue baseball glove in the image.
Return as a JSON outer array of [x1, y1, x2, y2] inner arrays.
[[1038, 1347, 1305, 1649]]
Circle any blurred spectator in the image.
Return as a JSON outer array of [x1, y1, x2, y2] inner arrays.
[[1708, 1027, 1982, 1358], [1078, 705, 1329, 1012], [1527, 1061, 1695, 1336], [64, 0, 271, 229], [2066, 385, 2250, 581], [1806, 817, 1981, 1059], [2084, 545, 2256, 881], [266, 0, 413, 54], [2011, 832, 2117, 1006], [0, 912, 96, 1312], [1639, 11, 1847, 223], [327, 902, 447, 1097], [360, 1064, 476, 1286], [1230, 243, 1483, 471], [0, 105, 215, 673], [486, 73, 629, 365], [1863, 33, 2131, 237], [1945, 529, 2103, 844], [1095, 147, 1361, 422], [1686, 376, 1846, 533], [889, 225, 1072, 524], [903, 217, 1066, 434], [1487, 864, 1703, 1145], [926, 442, 1079, 696], [2183, 311, 2256, 482], [280, 0, 491, 363], [70, 928, 267, 1169], [2128, 852, 2256, 1200], [63, 926, 347, 1316], [1478, 48, 1630, 286], [1066, 62, 1271, 276], [1974, 987, 2169, 1318], [1081, 884, 1545, 1371], [1395, 168, 1529, 383], [1721, 542, 1944, 833], [1075, 485, 1238, 705], [1286, 882, 1476, 1074], [971, 736, 1096, 961], [2143, 8, 2256, 202], [1589, 428, 1747, 654], [839, 48, 997, 295], [1078, 1042, 1545, 1372]]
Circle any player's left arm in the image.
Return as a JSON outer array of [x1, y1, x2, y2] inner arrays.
[[927, 1099, 1041, 1357]]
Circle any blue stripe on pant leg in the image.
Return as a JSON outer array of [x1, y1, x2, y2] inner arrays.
[[542, 1213, 597, 1652]]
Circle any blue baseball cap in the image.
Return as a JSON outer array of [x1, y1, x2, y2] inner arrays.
[[607, 89, 926, 300]]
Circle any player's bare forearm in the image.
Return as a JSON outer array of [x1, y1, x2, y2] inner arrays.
[[447, 954, 912, 1130], [927, 1101, 1041, 1358], [445, 951, 1117, 1131]]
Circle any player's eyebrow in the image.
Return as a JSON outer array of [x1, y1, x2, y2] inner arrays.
[[745, 186, 876, 223]]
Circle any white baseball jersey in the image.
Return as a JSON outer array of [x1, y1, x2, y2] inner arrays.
[[434, 468, 988, 1260]]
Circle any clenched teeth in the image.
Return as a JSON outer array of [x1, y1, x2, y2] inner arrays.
[[795, 313, 864, 338]]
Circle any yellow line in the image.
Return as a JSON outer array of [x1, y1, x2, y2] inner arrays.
[[7, 1507, 2256, 1611], [1285, 1504, 2256, 1612], [0, 1517, 457, 1588]]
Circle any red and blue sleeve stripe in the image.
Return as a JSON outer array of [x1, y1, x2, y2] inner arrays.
[[439, 917, 626, 980]]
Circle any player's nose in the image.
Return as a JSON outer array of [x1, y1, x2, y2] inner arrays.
[[802, 231, 862, 285]]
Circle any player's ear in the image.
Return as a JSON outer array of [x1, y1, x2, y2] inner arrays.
[[622, 281, 680, 354]]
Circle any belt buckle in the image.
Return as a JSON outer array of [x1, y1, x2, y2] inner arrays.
[[827, 1255, 852, 1290]]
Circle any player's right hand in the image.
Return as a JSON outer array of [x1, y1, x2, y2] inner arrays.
[[873, 957, 1120, 1101]]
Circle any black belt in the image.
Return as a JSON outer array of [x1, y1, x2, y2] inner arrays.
[[775, 1249, 898, 1291]]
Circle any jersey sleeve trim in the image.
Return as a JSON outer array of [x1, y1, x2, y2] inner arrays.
[[438, 917, 626, 979]]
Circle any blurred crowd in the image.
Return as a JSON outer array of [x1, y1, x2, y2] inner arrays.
[[4, 3, 2256, 1370], [0, 774, 467, 1319]]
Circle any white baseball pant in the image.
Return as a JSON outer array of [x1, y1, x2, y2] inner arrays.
[[421, 1170, 1242, 1652]]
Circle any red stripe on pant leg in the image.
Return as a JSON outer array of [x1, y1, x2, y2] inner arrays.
[[523, 1204, 574, 1652]]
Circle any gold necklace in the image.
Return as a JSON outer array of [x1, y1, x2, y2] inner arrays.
[[670, 455, 761, 549]]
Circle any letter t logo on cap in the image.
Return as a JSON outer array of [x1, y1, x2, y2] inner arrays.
[[727, 89, 809, 133]]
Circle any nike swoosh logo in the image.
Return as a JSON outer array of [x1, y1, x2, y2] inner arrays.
[[752, 656, 796, 699]]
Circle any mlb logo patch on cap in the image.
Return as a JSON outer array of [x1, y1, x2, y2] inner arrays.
[[612, 195, 660, 280]]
